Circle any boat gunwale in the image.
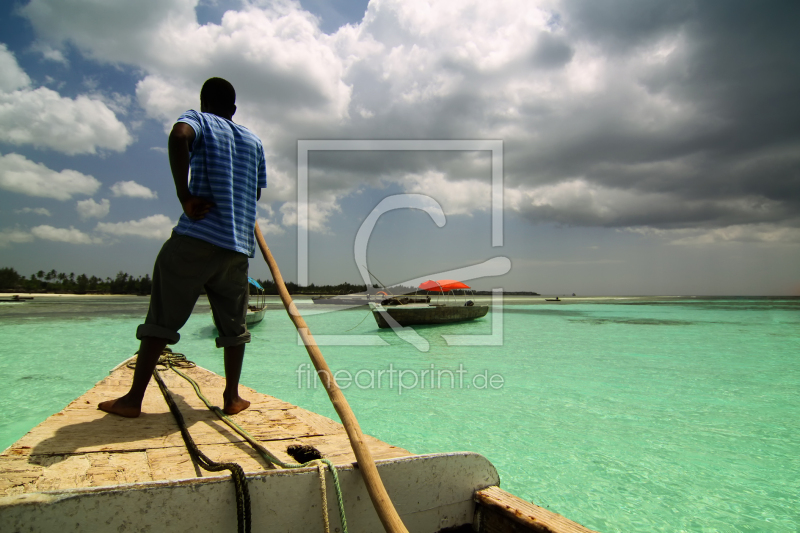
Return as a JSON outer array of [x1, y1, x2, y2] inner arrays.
[[0, 451, 496, 506]]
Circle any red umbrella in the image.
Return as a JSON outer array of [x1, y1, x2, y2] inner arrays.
[[418, 279, 471, 292]]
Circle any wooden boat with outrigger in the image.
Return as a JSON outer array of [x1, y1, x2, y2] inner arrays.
[[372, 280, 489, 329]]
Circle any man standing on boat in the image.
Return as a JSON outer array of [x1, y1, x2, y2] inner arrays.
[[99, 77, 267, 418]]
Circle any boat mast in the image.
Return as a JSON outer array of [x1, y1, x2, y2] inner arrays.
[[362, 265, 391, 296]]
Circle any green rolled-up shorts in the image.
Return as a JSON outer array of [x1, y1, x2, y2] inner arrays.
[[137, 232, 251, 348]]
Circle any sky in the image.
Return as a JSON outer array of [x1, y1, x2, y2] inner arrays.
[[1, 0, 799, 295]]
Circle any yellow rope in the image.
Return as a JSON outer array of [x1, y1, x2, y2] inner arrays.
[[318, 463, 330, 533]]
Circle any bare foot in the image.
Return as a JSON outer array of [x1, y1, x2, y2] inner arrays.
[[223, 396, 250, 415], [98, 397, 142, 418]]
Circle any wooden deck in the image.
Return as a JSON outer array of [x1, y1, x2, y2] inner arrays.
[[0, 359, 410, 498]]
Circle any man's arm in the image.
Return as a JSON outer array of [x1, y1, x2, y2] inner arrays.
[[168, 122, 214, 220]]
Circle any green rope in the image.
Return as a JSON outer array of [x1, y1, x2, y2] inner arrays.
[[164, 353, 349, 533]]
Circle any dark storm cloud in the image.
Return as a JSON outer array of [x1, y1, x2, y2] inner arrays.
[[305, 0, 800, 231], [310, 0, 798, 235], [503, 0, 800, 228], [560, 0, 696, 51], [528, 32, 575, 69]]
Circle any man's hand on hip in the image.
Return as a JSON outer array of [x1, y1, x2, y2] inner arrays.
[[182, 196, 215, 220]]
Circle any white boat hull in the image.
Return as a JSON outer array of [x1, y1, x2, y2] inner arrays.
[[246, 307, 266, 325], [0, 452, 498, 532]]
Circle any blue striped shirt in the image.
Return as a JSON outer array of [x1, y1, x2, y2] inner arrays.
[[173, 110, 267, 257]]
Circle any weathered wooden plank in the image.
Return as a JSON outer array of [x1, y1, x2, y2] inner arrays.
[[145, 442, 279, 480], [474, 486, 599, 533], [0, 451, 153, 496], [0, 359, 411, 498], [286, 406, 345, 433]]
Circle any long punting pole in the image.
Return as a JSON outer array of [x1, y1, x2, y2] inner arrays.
[[254, 223, 409, 533]]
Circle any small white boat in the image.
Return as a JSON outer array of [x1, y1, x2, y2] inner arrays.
[[212, 278, 267, 327], [245, 305, 266, 325], [246, 277, 267, 326]]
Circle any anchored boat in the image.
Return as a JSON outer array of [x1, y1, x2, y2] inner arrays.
[[0, 357, 597, 533], [372, 280, 489, 329], [245, 277, 267, 326], [211, 278, 267, 327], [0, 295, 33, 303]]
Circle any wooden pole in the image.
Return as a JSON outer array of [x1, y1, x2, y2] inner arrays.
[[254, 222, 409, 533]]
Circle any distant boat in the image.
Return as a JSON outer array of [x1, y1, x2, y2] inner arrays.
[[245, 306, 266, 325], [212, 278, 267, 327], [245, 277, 267, 326], [0, 295, 33, 302], [545, 297, 561, 302], [372, 280, 489, 328]]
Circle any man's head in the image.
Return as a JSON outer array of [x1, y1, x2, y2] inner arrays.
[[200, 77, 236, 119]]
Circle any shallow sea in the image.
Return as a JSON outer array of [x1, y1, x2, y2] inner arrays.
[[1, 295, 798, 532]]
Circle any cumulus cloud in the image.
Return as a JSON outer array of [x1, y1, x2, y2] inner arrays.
[[76, 198, 110, 220], [0, 44, 131, 155], [30, 42, 68, 64], [21, 0, 800, 237], [256, 203, 285, 235], [110, 180, 158, 199], [0, 44, 31, 91], [16, 207, 52, 216], [89, 91, 133, 116], [0, 153, 100, 200], [30, 225, 103, 245], [95, 214, 174, 239], [256, 217, 285, 236], [23, 0, 350, 129], [0, 87, 132, 155], [0, 228, 34, 248], [279, 196, 341, 233], [404, 171, 491, 216]]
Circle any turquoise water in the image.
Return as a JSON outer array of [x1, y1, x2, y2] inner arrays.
[[1, 295, 798, 532]]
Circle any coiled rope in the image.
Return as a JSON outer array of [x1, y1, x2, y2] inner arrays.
[[134, 350, 348, 533], [126, 350, 196, 371]]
